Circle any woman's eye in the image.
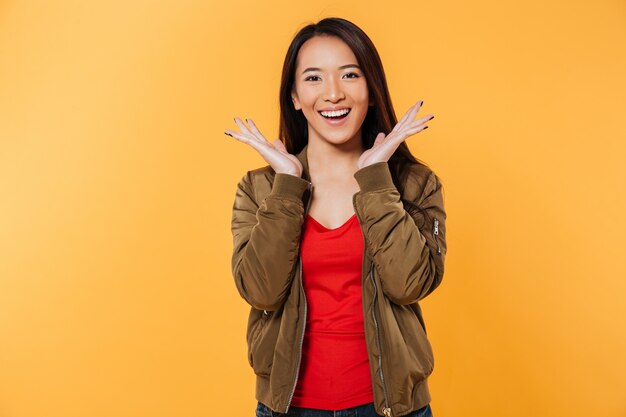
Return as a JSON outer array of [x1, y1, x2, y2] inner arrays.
[[304, 73, 360, 82]]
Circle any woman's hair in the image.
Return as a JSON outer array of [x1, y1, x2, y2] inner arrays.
[[278, 17, 441, 220]]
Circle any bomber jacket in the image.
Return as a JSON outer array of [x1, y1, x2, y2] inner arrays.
[[230, 143, 447, 417]]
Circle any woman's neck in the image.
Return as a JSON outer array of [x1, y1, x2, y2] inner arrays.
[[307, 137, 364, 181]]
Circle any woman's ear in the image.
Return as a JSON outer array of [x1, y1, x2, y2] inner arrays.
[[291, 92, 301, 111]]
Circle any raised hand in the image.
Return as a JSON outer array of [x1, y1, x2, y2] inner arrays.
[[225, 117, 303, 177], [357, 100, 434, 169]]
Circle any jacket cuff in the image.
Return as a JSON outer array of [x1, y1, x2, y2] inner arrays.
[[269, 172, 310, 201], [354, 161, 395, 192]]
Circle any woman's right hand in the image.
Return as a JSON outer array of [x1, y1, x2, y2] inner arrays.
[[225, 117, 303, 177]]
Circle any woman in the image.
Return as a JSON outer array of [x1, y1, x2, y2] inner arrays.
[[226, 17, 446, 417]]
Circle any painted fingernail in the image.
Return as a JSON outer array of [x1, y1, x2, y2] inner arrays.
[[429, 115, 435, 120], [224, 131, 232, 136], [423, 126, 429, 130]]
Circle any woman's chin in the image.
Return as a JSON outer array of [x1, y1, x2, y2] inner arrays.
[[319, 132, 362, 146]]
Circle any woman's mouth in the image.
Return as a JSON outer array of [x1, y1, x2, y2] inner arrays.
[[318, 108, 351, 126]]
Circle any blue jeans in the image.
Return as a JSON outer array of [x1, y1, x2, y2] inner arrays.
[[255, 401, 433, 417]]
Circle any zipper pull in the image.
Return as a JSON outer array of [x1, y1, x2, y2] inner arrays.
[[383, 407, 392, 417], [433, 218, 441, 255]]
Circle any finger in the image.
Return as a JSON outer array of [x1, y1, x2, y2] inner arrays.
[[404, 124, 429, 136], [225, 129, 270, 150], [224, 129, 251, 143], [233, 117, 259, 140], [394, 100, 423, 131], [400, 100, 423, 123], [273, 139, 287, 151], [246, 118, 272, 144], [404, 100, 424, 126], [373, 132, 386, 146], [407, 114, 434, 129], [387, 121, 429, 146], [233, 117, 268, 146], [233, 117, 250, 133]]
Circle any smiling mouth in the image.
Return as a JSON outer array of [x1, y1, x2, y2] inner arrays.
[[318, 108, 351, 120]]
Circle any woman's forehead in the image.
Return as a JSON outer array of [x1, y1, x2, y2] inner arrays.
[[295, 36, 358, 71]]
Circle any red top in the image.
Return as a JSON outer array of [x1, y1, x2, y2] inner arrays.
[[290, 212, 374, 410]]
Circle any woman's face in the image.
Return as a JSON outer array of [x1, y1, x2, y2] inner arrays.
[[291, 35, 372, 147]]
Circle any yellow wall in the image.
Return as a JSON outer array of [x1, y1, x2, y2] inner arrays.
[[1, 1, 624, 416]]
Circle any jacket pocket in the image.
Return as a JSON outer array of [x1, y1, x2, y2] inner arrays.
[[383, 300, 435, 383], [406, 305, 435, 378], [246, 308, 277, 376]]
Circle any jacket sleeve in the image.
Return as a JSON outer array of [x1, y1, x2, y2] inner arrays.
[[230, 170, 310, 311], [353, 161, 447, 305]]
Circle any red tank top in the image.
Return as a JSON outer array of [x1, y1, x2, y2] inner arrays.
[[290, 212, 374, 410]]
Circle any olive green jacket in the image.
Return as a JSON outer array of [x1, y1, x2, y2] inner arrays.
[[230, 144, 447, 417]]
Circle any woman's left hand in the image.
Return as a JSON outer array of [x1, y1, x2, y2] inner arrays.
[[357, 100, 434, 169]]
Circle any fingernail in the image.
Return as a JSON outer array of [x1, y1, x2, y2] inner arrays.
[[423, 126, 429, 130], [429, 115, 435, 120], [224, 131, 231, 136]]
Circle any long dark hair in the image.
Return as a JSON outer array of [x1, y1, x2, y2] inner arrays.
[[278, 17, 442, 220]]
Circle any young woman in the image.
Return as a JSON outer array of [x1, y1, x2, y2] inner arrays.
[[226, 17, 446, 417]]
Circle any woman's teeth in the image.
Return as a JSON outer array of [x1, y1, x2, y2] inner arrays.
[[319, 108, 350, 118]]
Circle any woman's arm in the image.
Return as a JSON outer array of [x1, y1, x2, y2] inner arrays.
[[353, 161, 447, 305], [230, 171, 310, 311]]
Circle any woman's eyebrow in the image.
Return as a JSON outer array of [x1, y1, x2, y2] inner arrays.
[[301, 64, 361, 74]]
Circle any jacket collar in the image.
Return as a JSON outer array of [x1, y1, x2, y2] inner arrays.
[[295, 143, 311, 183]]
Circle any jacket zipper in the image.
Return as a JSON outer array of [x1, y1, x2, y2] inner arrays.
[[369, 261, 393, 417], [285, 256, 306, 413], [353, 193, 393, 417], [432, 217, 441, 255], [285, 181, 313, 414]]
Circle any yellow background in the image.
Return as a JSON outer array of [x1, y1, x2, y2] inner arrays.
[[1, 1, 625, 416]]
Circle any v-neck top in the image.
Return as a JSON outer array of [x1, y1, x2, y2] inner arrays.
[[306, 213, 357, 232], [290, 211, 374, 410]]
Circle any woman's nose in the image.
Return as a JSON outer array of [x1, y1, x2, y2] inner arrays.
[[323, 77, 345, 101]]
